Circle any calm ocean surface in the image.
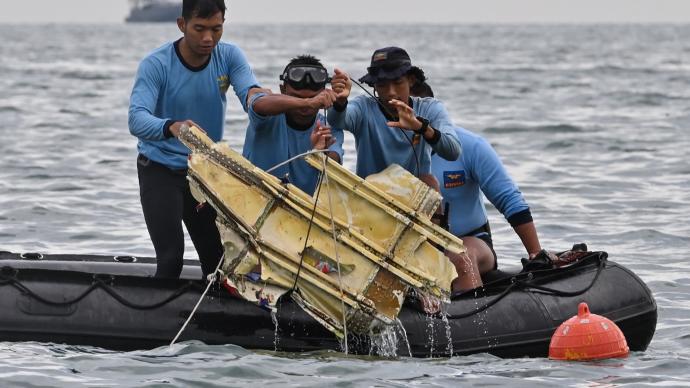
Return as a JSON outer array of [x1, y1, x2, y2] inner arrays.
[[1, 23, 689, 386]]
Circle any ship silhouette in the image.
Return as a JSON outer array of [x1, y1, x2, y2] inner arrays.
[[126, 0, 181, 23]]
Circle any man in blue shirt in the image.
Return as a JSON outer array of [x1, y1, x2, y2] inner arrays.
[[327, 47, 461, 184], [243, 55, 345, 195], [128, 0, 261, 278], [412, 79, 543, 292]]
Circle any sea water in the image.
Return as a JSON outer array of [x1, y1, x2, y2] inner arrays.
[[1, 23, 689, 386]]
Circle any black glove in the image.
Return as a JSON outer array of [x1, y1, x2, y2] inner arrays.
[[571, 243, 588, 252], [521, 249, 556, 272]]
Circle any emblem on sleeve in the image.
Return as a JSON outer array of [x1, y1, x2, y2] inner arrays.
[[217, 75, 230, 94]]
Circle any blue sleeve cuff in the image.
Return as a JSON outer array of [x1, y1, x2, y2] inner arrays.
[[163, 120, 175, 139], [333, 100, 348, 112], [242, 84, 262, 112], [248, 92, 270, 121], [427, 128, 442, 145]]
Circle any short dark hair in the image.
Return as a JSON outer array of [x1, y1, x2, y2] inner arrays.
[[408, 67, 434, 98], [182, 0, 226, 20], [411, 81, 434, 98], [282, 54, 325, 75], [408, 66, 427, 85]]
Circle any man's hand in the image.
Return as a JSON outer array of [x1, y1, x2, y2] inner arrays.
[[386, 99, 422, 131], [310, 120, 335, 150], [170, 120, 201, 138], [306, 89, 338, 110], [521, 249, 558, 272], [331, 68, 351, 102], [386, 99, 436, 139]]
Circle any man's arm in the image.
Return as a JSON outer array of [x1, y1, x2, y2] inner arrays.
[[470, 134, 542, 257], [427, 125, 461, 161], [326, 125, 345, 164], [310, 122, 344, 164], [514, 221, 542, 258], [423, 101, 461, 161], [128, 59, 170, 141], [224, 45, 261, 112], [252, 89, 338, 117], [326, 68, 358, 132], [128, 59, 207, 139], [387, 99, 461, 161]]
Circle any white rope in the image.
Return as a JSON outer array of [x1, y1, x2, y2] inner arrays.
[[169, 255, 225, 347], [320, 155, 349, 354], [265, 149, 329, 174]]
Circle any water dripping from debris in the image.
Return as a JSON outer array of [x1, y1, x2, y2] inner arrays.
[[395, 318, 412, 357], [270, 309, 279, 351], [339, 335, 349, 355], [426, 314, 435, 357], [441, 304, 454, 356], [369, 324, 402, 358]]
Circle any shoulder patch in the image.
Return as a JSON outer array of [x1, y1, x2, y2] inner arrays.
[[443, 170, 466, 188], [217, 75, 230, 94]]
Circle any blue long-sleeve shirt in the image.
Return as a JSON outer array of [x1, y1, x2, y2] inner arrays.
[[432, 127, 531, 237], [128, 39, 258, 169], [243, 92, 345, 195], [327, 95, 460, 178]]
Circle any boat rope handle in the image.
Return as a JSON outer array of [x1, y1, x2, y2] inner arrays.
[[0, 272, 194, 309], [444, 253, 606, 320], [170, 255, 225, 347], [321, 154, 349, 354]]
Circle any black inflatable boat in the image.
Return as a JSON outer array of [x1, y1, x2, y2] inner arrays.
[[0, 250, 656, 357]]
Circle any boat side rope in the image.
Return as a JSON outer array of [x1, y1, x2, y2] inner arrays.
[[444, 252, 607, 320], [170, 255, 225, 347], [0, 271, 194, 309]]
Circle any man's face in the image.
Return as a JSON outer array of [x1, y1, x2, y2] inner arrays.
[[374, 75, 413, 114], [282, 84, 322, 126], [178, 11, 224, 56]]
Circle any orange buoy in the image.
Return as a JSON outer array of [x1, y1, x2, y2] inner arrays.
[[549, 302, 629, 361]]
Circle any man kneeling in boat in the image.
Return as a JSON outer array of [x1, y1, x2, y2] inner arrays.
[[243, 55, 345, 194], [410, 77, 546, 293]]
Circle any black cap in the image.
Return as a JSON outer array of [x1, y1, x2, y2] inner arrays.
[[359, 46, 422, 86]]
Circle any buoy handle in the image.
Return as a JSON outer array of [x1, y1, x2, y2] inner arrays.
[[578, 302, 590, 318]]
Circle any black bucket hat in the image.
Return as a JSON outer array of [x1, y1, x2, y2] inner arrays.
[[359, 46, 423, 86]]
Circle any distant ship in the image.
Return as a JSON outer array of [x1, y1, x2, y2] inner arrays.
[[126, 0, 181, 23]]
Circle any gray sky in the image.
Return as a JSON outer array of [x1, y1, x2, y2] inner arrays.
[[2, 0, 690, 24]]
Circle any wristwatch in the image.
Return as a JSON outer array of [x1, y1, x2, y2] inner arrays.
[[415, 116, 429, 134]]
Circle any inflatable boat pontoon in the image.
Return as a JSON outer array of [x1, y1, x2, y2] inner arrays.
[[0, 250, 656, 357]]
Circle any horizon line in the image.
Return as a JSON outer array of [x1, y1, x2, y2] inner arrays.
[[2, 20, 690, 25]]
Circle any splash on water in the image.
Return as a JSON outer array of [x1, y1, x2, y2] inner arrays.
[[368, 322, 411, 358]]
